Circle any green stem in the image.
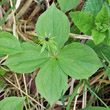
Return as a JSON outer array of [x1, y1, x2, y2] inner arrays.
[[48, 45, 55, 56]]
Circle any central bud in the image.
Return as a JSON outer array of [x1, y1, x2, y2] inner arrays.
[[45, 37, 49, 41]]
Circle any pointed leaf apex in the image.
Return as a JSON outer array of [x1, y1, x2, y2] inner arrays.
[[51, 2, 56, 7]]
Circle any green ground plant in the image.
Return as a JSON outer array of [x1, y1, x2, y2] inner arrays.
[[0, 0, 110, 110]]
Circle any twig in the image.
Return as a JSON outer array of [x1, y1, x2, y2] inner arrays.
[[28, 5, 41, 21], [69, 79, 75, 95], [82, 82, 87, 108], [14, 73, 28, 110], [73, 84, 83, 110], [4, 77, 46, 109], [70, 33, 93, 40], [23, 74, 31, 109], [15, 0, 21, 9], [16, 0, 33, 19], [45, 0, 50, 9], [0, 55, 8, 64], [10, 0, 18, 39]]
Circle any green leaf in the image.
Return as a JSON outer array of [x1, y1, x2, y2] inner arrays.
[[71, 25, 80, 34], [82, 0, 103, 16], [96, 23, 101, 31], [103, 1, 110, 18], [57, 43, 102, 79], [92, 29, 106, 45], [105, 66, 110, 80], [70, 12, 94, 35], [95, 7, 109, 26], [96, 23, 108, 32], [3, 42, 50, 73], [0, 97, 25, 110], [0, 68, 6, 76], [104, 28, 110, 45], [96, 45, 110, 61], [57, 0, 80, 13], [36, 3, 70, 53], [0, 54, 5, 58], [109, 0, 110, 6], [86, 40, 101, 56], [100, 24, 108, 32], [36, 59, 67, 105], [0, 81, 4, 90], [0, 31, 22, 55], [86, 40, 110, 61], [81, 107, 108, 110]]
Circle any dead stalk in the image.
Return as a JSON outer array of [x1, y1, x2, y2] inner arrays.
[[82, 82, 87, 108], [73, 84, 83, 110], [10, 0, 18, 39], [70, 33, 93, 40], [23, 73, 31, 109], [14, 73, 28, 110], [45, 0, 50, 9], [4, 77, 46, 109]]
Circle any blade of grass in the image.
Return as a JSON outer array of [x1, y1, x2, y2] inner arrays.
[[85, 80, 109, 109], [61, 96, 66, 109], [63, 95, 72, 98], [0, 6, 14, 26], [86, 96, 95, 107], [66, 80, 82, 110], [46, 104, 50, 110], [0, 2, 10, 5], [101, 52, 110, 80], [96, 52, 110, 92]]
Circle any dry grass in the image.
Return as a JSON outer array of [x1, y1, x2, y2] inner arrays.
[[0, 0, 109, 110]]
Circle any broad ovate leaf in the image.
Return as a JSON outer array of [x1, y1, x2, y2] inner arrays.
[[81, 107, 108, 110], [70, 12, 94, 35], [82, 0, 103, 16], [36, 3, 70, 53], [0, 31, 22, 55], [3, 42, 50, 73], [95, 6, 109, 26], [57, 0, 80, 13], [57, 43, 102, 79], [36, 59, 67, 105], [0, 97, 25, 110], [92, 29, 106, 45]]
